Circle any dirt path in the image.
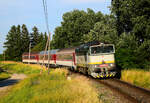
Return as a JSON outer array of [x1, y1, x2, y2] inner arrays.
[[0, 74, 26, 92]]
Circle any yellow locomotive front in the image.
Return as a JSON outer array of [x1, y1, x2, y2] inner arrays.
[[88, 44, 117, 78]]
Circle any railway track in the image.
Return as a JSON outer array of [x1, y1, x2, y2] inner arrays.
[[95, 79, 150, 103], [69, 70, 150, 103]]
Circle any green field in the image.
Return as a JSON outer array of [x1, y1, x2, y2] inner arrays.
[[0, 61, 101, 103], [0, 61, 41, 75], [121, 69, 150, 89], [0, 72, 10, 81]]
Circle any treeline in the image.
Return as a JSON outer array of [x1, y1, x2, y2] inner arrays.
[[51, 0, 150, 69], [0, 54, 4, 61], [3, 24, 48, 61], [3, 0, 150, 69], [111, 0, 150, 69]]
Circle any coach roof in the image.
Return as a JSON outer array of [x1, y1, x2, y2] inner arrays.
[[39, 49, 59, 55], [56, 47, 78, 54]]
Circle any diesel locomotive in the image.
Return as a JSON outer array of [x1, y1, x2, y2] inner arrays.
[[22, 41, 120, 78]]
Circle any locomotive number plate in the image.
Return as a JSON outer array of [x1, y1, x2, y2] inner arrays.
[[99, 64, 108, 67]]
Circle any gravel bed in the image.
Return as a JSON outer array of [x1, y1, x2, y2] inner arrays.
[[70, 73, 133, 103], [100, 79, 150, 103]]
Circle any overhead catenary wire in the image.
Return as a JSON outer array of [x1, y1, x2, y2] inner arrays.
[[42, 0, 50, 33], [40, 0, 51, 74]]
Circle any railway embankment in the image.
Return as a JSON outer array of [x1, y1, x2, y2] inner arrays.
[[0, 61, 101, 103], [69, 72, 136, 103]]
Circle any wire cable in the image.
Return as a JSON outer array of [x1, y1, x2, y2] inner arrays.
[[41, 0, 51, 74], [42, 0, 50, 33]]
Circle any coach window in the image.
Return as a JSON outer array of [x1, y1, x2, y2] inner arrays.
[[31, 56, 35, 59]]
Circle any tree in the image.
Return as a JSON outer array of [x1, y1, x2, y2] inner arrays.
[[111, 0, 150, 40], [4, 25, 22, 61], [30, 26, 40, 48], [52, 9, 104, 49], [21, 24, 30, 52], [111, 0, 150, 69], [111, 0, 124, 35], [83, 15, 118, 44], [31, 32, 48, 52], [136, 40, 150, 69], [51, 27, 67, 49], [115, 33, 139, 69], [0, 54, 4, 61], [3, 24, 48, 60], [39, 32, 44, 43]]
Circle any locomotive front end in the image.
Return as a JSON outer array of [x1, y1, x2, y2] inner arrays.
[[88, 44, 117, 78]]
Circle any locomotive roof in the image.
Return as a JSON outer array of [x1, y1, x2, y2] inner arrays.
[[55, 41, 105, 54], [39, 49, 59, 54]]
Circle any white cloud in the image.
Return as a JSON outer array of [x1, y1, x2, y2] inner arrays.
[[62, 0, 106, 4]]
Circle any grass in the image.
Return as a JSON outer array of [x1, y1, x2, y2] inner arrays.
[[121, 69, 150, 89], [0, 61, 101, 103], [0, 72, 11, 81], [0, 61, 41, 75]]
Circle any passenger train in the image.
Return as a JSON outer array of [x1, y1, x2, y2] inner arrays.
[[22, 41, 120, 78]]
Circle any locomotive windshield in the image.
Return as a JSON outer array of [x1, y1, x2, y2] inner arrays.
[[91, 45, 114, 54]]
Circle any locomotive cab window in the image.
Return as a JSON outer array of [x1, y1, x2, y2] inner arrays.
[[91, 45, 114, 54]]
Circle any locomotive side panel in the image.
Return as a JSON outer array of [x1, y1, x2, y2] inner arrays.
[[76, 55, 87, 67]]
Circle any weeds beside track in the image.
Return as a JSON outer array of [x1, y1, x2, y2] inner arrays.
[[69, 70, 150, 103], [121, 69, 150, 89]]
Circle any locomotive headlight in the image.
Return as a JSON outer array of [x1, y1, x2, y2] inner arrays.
[[109, 63, 114, 67], [110, 64, 113, 66], [94, 65, 98, 68], [93, 65, 98, 68], [91, 65, 98, 68]]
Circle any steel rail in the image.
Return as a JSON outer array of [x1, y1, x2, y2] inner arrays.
[[69, 70, 150, 103]]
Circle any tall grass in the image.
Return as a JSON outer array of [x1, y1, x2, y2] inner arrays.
[[0, 69, 100, 103], [0, 72, 10, 81], [121, 69, 150, 89], [0, 61, 41, 74], [0, 61, 101, 103]]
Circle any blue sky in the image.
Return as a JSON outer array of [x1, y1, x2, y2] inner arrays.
[[0, 0, 111, 54]]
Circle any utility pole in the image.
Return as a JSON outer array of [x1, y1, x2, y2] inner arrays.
[[47, 32, 51, 73], [28, 42, 31, 64], [41, 0, 51, 74]]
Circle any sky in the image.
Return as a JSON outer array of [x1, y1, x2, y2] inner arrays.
[[0, 0, 111, 54]]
